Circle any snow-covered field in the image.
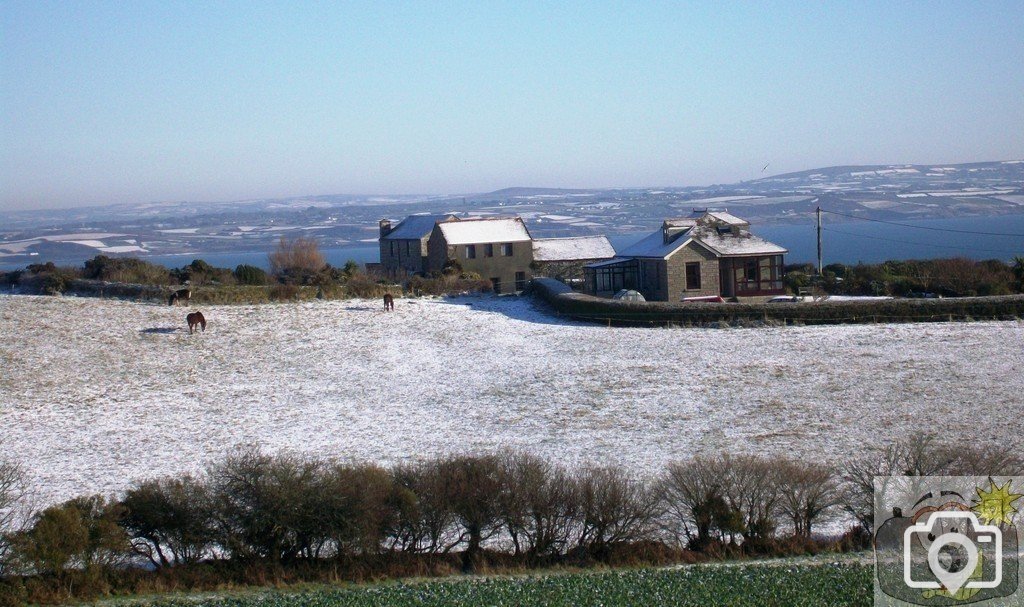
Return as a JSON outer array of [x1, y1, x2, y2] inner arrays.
[[1, 294, 1023, 506]]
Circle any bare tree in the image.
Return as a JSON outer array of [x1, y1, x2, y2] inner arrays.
[[659, 456, 730, 550], [433, 455, 505, 571], [576, 466, 659, 559], [0, 460, 27, 575], [726, 455, 782, 543], [839, 435, 1022, 534], [776, 460, 841, 537], [497, 452, 579, 559]]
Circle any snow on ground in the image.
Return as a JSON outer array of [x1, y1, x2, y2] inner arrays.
[[1, 294, 1023, 507]]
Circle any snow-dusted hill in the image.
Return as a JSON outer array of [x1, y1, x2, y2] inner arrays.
[[1, 294, 1022, 506]]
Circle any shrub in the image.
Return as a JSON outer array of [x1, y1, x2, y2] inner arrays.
[[171, 259, 235, 286], [234, 264, 269, 286], [18, 263, 80, 294], [344, 273, 391, 299], [407, 275, 493, 297], [82, 255, 171, 285], [317, 463, 395, 555], [11, 495, 129, 577], [840, 435, 1024, 533], [207, 449, 325, 562], [269, 284, 300, 301], [119, 476, 214, 568], [388, 462, 460, 555], [268, 237, 326, 284]]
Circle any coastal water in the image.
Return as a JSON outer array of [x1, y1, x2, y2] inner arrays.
[[2, 214, 1022, 271]]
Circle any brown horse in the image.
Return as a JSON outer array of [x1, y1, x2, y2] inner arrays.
[[186, 311, 206, 334], [168, 288, 192, 306], [383, 293, 394, 312]]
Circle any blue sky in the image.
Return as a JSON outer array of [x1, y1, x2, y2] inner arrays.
[[2, 1, 1022, 210]]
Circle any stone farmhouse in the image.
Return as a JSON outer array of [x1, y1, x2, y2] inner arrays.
[[378, 214, 457, 277], [584, 210, 787, 302], [378, 214, 615, 294]]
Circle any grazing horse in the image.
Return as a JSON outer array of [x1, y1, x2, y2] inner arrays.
[[383, 293, 395, 312], [186, 311, 206, 334], [168, 288, 192, 306]]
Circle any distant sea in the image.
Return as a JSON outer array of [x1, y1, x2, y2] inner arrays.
[[1, 213, 1022, 272]]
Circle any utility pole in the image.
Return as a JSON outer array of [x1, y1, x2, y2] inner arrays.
[[816, 206, 823, 275]]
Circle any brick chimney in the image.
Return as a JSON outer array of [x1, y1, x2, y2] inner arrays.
[[379, 219, 393, 238]]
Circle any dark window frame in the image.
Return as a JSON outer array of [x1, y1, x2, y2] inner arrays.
[[501, 243, 514, 256], [484, 243, 494, 257], [685, 262, 702, 290], [515, 271, 527, 291], [466, 244, 477, 259]]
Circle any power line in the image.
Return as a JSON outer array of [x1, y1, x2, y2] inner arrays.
[[819, 209, 1024, 237], [821, 226, 1020, 256]]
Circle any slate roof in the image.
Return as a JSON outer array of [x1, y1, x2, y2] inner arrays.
[[615, 212, 786, 259], [382, 214, 456, 240]]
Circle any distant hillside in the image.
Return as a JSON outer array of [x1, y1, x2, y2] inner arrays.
[[2, 160, 1022, 267]]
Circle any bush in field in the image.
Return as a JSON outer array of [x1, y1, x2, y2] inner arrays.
[[407, 274, 493, 296], [822, 258, 1017, 297], [171, 259, 235, 286], [345, 273, 391, 299], [18, 262, 80, 294], [576, 467, 659, 560], [234, 264, 269, 286], [268, 237, 326, 284], [119, 476, 214, 568], [82, 255, 171, 285]]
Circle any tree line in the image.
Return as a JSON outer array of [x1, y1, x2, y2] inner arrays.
[[0, 436, 1019, 604], [0, 237, 494, 301], [785, 257, 1024, 297]]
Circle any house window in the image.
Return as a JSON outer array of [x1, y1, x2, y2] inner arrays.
[[390, 241, 396, 256], [466, 244, 476, 259], [515, 271, 527, 291], [501, 243, 513, 256], [491, 277, 501, 294], [406, 241, 412, 256], [685, 262, 701, 290], [484, 243, 494, 257], [734, 256, 784, 294]]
